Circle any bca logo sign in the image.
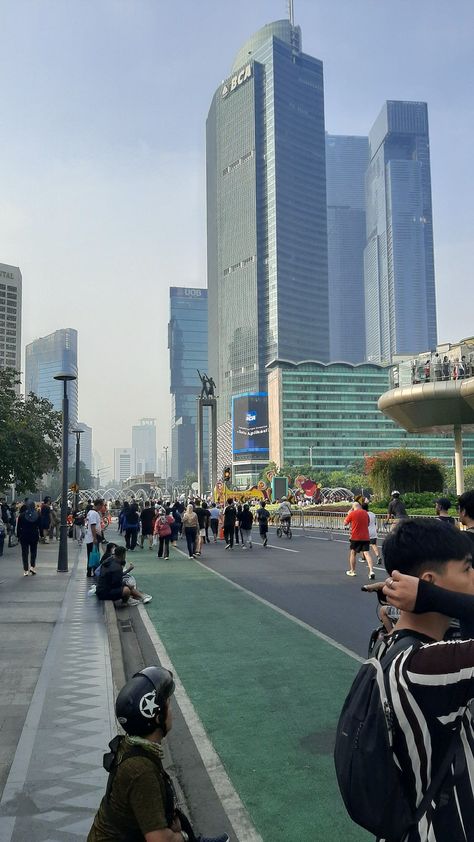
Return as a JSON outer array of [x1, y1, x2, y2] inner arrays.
[[222, 63, 252, 98]]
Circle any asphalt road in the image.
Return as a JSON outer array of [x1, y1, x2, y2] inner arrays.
[[197, 525, 387, 658]]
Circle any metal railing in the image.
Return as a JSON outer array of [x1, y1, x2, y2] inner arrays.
[[270, 510, 460, 540]]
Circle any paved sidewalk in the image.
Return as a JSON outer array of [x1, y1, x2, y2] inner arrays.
[[0, 539, 116, 841]]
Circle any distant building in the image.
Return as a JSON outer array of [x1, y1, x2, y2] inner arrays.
[[132, 418, 157, 473], [168, 287, 208, 481], [0, 262, 22, 386], [267, 360, 474, 471], [326, 135, 368, 363], [365, 101, 437, 362], [76, 422, 93, 473], [25, 329, 78, 460], [207, 18, 329, 428], [114, 448, 137, 485]]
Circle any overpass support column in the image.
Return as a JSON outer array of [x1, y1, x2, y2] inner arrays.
[[454, 425, 465, 495]]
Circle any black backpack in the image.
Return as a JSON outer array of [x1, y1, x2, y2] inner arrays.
[[334, 633, 461, 840]]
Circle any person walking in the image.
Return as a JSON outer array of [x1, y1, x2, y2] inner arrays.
[[202, 501, 211, 544], [182, 504, 199, 558], [256, 500, 270, 546], [193, 500, 206, 557], [85, 499, 103, 577], [209, 502, 220, 542], [170, 503, 181, 547], [39, 496, 52, 543], [240, 503, 253, 549], [223, 498, 236, 549], [387, 490, 407, 529], [234, 504, 243, 545], [154, 507, 174, 559], [139, 501, 155, 550], [124, 503, 140, 551], [344, 501, 374, 579], [17, 501, 41, 576], [361, 501, 382, 565]]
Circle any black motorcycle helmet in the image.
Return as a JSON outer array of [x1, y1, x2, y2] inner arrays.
[[115, 666, 175, 736]]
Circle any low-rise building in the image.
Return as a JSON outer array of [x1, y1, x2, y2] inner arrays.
[[267, 359, 474, 471]]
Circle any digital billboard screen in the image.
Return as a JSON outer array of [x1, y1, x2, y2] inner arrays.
[[232, 392, 269, 455]]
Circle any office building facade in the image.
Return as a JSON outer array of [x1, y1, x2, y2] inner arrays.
[[326, 135, 368, 363], [114, 448, 136, 485], [25, 328, 78, 429], [267, 360, 474, 471], [168, 287, 208, 481], [364, 101, 437, 363], [0, 262, 22, 383], [132, 418, 157, 474], [207, 19, 329, 430]]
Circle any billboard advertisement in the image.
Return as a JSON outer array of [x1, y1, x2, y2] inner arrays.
[[232, 392, 269, 456]]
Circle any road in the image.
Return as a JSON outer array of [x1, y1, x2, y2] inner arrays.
[[125, 525, 382, 842]]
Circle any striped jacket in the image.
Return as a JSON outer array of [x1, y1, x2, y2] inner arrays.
[[377, 631, 474, 841]]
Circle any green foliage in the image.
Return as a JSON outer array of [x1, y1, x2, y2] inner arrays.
[[0, 368, 62, 494], [444, 466, 474, 494], [367, 449, 445, 498], [258, 462, 371, 493]]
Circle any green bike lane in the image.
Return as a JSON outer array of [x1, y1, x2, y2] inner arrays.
[[126, 545, 369, 842]]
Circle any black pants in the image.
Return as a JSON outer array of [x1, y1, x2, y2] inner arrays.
[[224, 525, 234, 547], [234, 525, 242, 544], [210, 519, 219, 538], [21, 538, 38, 571], [125, 528, 138, 550], [0, 532, 4, 556], [184, 527, 196, 557], [158, 536, 170, 558]]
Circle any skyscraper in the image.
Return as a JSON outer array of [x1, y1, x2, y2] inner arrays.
[[207, 18, 329, 428], [0, 262, 22, 384], [326, 135, 368, 363], [132, 418, 157, 473], [114, 448, 136, 485], [168, 287, 208, 481], [364, 101, 437, 362], [25, 328, 78, 428], [76, 422, 93, 473]]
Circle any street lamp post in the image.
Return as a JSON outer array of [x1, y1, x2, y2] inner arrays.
[[309, 446, 313, 468], [54, 371, 77, 573], [163, 446, 169, 497], [72, 429, 83, 513]]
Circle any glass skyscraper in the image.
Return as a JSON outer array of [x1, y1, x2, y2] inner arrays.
[[364, 101, 437, 363], [132, 418, 157, 473], [25, 328, 78, 425], [207, 19, 329, 428], [326, 135, 368, 363], [168, 287, 208, 481], [0, 262, 22, 389]]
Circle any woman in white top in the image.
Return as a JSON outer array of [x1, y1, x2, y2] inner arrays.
[[362, 502, 382, 565]]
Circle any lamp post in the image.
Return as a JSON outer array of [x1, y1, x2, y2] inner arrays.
[[163, 446, 169, 497], [72, 429, 83, 513], [309, 446, 313, 468], [54, 371, 77, 573]]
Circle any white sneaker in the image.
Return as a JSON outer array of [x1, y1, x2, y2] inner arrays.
[[126, 598, 140, 606], [142, 595, 153, 604], [346, 570, 357, 577]]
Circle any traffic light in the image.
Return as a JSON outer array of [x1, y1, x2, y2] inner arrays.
[[223, 466, 231, 482]]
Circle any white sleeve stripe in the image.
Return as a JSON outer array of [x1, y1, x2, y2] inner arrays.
[[407, 666, 474, 686]]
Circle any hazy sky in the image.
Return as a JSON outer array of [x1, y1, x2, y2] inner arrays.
[[1, 0, 473, 481]]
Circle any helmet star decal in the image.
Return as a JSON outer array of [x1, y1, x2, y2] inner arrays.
[[139, 692, 160, 718]]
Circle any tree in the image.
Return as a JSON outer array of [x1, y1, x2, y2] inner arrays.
[[366, 449, 445, 498], [42, 461, 93, 500], [0, 368, 62, 494]]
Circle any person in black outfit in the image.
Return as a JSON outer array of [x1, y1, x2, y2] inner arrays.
[[256, 501, 270, 547], [435, 497, 456, 526], [139, 501, 155, 550], [234, 504, 243, 545], [124, 503, 140, 551], [458, 490, 474, 549], [223, 499, 236, 549], [202, 501, 211, 543], [17, 501, 41, 576]]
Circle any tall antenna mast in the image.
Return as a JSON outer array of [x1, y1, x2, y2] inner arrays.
[[287, 0, 295, 26]]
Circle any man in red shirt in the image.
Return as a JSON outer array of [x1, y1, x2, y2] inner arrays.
[[344, 502, 374, 579]]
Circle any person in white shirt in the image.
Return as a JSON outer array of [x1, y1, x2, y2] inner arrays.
[[362, 502, 382, 565], [85, 499, 103, 578]]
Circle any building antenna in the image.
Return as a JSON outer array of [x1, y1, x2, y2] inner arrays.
[[287, 0, 295, 25]]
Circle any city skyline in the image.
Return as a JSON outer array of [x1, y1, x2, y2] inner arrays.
[[1, 1, 473, 477]]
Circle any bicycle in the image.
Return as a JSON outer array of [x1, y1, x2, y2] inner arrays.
[[276, 518, 292, 539]]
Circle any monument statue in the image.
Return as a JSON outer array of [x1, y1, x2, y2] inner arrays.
[[197, 370, 216, 399]]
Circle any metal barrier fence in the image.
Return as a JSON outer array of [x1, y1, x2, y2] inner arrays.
[[272, 511, 459, 540]]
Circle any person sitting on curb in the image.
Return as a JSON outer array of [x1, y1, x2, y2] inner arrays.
[[96, 546, 152, 606], [87, 666, 229, 842]]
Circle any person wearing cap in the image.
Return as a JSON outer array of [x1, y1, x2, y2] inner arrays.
[[87, 666, 229, 842], [435, 497, 456, 527], [387, 491, 407, 529]]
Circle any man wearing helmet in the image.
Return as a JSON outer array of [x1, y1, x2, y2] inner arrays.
[[88, 666, 229, 842]]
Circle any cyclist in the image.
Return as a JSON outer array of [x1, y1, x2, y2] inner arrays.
[[88, 666, 229, 842], [277, 497, 292, 533]]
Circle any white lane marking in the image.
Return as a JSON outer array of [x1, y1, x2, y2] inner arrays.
[[173, 546, 363, 664], [139, 607, 263, 842], [262, 542, 299, 553]]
